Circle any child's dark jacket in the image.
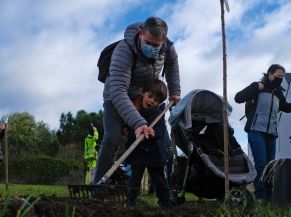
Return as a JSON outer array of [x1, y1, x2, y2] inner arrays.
[[125, 104, 170, 167]]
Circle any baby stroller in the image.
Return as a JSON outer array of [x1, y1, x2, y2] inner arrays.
[[169, 89, 256, 208]]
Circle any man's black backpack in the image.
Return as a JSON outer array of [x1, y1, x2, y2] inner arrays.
[[97, 39, 173, 83], [97, 40, 122, 83]]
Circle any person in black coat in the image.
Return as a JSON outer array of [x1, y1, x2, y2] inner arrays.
[[235, 64, 291, 202], [124, 80, 172, 208]]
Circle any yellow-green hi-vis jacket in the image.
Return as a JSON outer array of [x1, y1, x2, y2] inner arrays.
[[84, 130, 99, 184]]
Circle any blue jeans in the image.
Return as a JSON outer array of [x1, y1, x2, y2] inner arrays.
[[94, 101, 124, 183], [248, 131, 276, 199]]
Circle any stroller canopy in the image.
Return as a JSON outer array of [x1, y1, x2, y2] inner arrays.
[[169, 89, 232, 129]]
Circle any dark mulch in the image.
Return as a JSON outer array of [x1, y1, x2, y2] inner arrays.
[[2, 196, 219, 217]]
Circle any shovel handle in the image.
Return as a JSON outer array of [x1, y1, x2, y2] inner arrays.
[[97, 101, 174, 184]]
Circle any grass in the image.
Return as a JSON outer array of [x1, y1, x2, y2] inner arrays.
[[0, 184, 69, 197], [215, 202, 291, 217], [16, 195, 41, 217], [135, 188, 199, 208], [1, 184, 291, 217]]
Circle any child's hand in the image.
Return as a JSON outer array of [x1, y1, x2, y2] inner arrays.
[[147, 127, 155, 137]]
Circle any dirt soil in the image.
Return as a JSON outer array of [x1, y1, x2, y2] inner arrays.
[[3, 196, 219, 217]]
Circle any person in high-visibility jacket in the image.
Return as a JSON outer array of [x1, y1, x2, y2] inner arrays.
[[84, 124, 99, 184]]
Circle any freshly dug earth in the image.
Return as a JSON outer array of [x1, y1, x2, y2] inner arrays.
[[4, 196, 219, 217]]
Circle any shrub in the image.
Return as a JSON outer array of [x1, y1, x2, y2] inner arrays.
[[0, 155, 80, 184]]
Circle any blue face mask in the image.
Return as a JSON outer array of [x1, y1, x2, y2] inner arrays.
[[140, 42, 161, 60]]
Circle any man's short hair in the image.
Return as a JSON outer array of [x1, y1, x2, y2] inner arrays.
[[143, 17, 168, 39], [142, 79, 168, 103]]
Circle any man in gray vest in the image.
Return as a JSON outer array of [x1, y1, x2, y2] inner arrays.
[[94, 17, 181, 183]]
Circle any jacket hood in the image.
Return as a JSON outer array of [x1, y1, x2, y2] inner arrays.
[[124, 22, 143, 53]]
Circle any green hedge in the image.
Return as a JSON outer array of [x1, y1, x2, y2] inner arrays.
[[0, 155, 80, 184]]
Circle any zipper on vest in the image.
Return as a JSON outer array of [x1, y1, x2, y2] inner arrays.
[[266, 91, 274, 133]]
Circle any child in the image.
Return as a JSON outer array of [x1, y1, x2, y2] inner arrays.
[[124, 79, 172, 208]]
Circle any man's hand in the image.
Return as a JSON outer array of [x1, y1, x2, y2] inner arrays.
[[135, 124, 150, 139], [169, 95, 181, 105]]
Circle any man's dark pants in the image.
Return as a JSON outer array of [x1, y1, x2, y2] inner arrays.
[[94, 101, 123, 183]]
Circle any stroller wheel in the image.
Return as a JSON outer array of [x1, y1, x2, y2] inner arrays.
[[226, 187, 254, 213]]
